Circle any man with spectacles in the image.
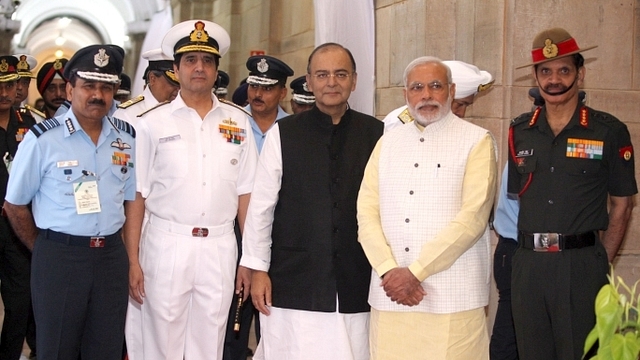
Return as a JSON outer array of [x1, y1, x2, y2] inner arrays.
[[382, 60, 493, 132], [241, 42, 383, 359], [357, 56, 497, 359]]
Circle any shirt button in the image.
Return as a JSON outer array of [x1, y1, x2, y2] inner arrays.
[[414, 163, 419, 168], [203, 154, 207, 158], [201, 213, 205, 216], [333, 202, 339, 208], [333, 227, 339, 233], [405, 247, 410, 252], [202, 182, 206, 186], [548, 200, 554, 205], [405, 218, 410, 223], [409, 190, 414, 195], [419, 138, 424, 142], [550, 166, 554, 172]]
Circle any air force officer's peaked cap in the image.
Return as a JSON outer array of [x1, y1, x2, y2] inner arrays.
[[64, 44, 124, 84], [161, 20, 230, 58], [290, 75, 315, 105], [246, 55, 294, 86]]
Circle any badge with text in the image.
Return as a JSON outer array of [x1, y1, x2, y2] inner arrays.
[[74, 178, 101, 215], [566, 138, 603, 159]]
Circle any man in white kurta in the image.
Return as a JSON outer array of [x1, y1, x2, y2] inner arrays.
[[357, 56, 497, 360], [124, 20, 259, 360]]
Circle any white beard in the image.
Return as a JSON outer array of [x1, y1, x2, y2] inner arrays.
[[406, 95, 452, 127]]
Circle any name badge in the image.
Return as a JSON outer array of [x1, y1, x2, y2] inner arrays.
[[159, 134, 181, 143], [57, 160, 79, 168]]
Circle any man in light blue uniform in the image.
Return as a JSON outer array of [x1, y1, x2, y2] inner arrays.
[[243, 55, 293, 153], [3, 44, 135, 360]]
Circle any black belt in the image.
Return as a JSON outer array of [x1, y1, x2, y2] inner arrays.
[[519, 231, 596, 251], [40, 229, 121, 248]]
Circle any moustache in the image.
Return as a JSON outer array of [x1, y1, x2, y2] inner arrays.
[[415, 100, 442, 110], [0, 97, 12, 102], [539, 76, 578, 97], [88, 99, 107, 106], [51, 97, 66, 103], [251, 99, 264, 104]]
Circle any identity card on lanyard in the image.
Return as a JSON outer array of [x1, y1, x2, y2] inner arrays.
[[74, 170, 102, 214]]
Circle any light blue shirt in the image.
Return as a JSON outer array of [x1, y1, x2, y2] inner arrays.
[[245, 104, 289, 153], [6, 108, 136, 236], [493, 163, 519, 241]]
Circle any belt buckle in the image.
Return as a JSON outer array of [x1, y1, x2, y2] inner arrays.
[[192, 227, 209, 237], [90, 237, 105, 248], [533, 232, 560, 252]]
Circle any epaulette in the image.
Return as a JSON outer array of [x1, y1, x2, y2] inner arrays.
[[31, 118, 61, 137], [219, 98, 252, 118], [510, 111, 534, 127], [117, 94, 144, 109], [137, 100, 170, 118], [110, 117, 136, 138], [24, 104, 46, 119], [397, 108, 414, 124]]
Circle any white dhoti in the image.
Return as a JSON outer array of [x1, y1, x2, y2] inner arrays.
[[125, 215, 237, 360], [254, 304, 369, 360]]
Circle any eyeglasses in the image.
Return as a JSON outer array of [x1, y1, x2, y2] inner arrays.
[[407, 81, 449, 94], [311, 71, 352, 82]]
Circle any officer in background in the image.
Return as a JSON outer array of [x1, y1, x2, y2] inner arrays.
[[4, 44, 135, 360], [0, 55, 37, 360], [113, 48, 179, 127], [115, 73, 132, 103], [35, 58, 68, 118], [289, 75, 315, 114], [13, 54, 46, 123], [215, 70, 230, 100], [244, 55, 293, 152]]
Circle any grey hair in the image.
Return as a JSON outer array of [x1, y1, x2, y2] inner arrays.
[[402, 56, 452, 88]]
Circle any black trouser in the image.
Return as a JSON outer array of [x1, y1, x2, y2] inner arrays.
[[490, 236, 519, 360], [31, 230, 129, 360], [223, 221, 260, 360], [0, 216, 32, 360], [511, 236, 608, 360]]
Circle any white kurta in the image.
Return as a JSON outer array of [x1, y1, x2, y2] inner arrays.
[[125, 92, 258, 360]]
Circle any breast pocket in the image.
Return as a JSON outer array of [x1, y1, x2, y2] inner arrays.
[[155, 140, 188, 178], [109, 164, 132, 203], [515, 155, 537, 188], [49, 169, 82, 208], [218, 147, 242, 181], [565, 158, 603, 177]]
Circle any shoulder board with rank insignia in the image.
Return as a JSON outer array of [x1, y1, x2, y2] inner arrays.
[[117, 94, 144, 109], [137, 100, 170, 118], [110, 117, 136, 138], [24, 104, 46, 119], [397, 108, 414, 124], [219, 98, 252, 118], [31, 118, 61, 137]]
